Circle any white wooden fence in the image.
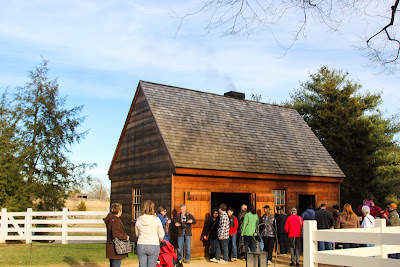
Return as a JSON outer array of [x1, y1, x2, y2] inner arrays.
[[303, 219, 400, 266], [0, 208, 108, 244]]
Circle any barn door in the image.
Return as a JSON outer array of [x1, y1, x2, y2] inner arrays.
[[255, 193, 275, 217], [184, 191, 211, 257]]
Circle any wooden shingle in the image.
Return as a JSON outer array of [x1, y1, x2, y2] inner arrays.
[[139, 81, 345, 178]]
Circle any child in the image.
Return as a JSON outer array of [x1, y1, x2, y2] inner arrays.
[[362, 194, 376, 214]]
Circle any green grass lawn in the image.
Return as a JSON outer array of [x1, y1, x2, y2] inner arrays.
[[0, 242, 137, 266]]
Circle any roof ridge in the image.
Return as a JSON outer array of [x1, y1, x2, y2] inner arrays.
[[139, 80, 292, 110]]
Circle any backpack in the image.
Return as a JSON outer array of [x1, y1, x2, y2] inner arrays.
[[157, 240, 183, 267]]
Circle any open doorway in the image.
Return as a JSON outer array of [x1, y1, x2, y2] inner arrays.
[[211, 192, 252, 216], [298, 194, 316, 215]]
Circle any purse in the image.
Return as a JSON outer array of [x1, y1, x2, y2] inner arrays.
[[111, 218, 132, 255]]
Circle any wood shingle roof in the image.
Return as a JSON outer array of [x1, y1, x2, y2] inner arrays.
[[139, 81, 345, 178]]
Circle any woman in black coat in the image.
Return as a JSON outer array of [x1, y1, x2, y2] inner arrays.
[[203, 209, 220, 261], [275, 208, 288, 254]]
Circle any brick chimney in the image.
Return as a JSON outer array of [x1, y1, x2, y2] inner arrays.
[[224, 91, 245, 100]]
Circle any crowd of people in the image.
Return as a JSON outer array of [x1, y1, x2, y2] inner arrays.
[[201, 198, 400, 266], [103, 195, 400, 267]]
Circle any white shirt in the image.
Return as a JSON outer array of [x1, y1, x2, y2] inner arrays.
[[361, 214, 375, 228]]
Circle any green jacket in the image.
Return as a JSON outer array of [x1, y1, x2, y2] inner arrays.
[[241, 213, 259, 236], [387, 210, 400, 226]]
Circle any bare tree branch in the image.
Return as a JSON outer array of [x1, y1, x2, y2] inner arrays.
[[367, 0, 400, 64], [173, 0, 400, 73]]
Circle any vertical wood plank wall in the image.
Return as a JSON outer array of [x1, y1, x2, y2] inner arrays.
[[172, 175, 340, 258], [109, 87, 174, 237]]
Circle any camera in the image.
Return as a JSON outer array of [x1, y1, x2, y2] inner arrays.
[[181, 222, 187, 230]]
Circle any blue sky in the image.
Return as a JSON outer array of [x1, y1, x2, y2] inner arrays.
[[1, 1, 399, 189]]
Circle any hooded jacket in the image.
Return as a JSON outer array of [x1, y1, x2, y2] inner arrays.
[[301, 209, 315, 220], [104, 213, 128, 260], [135, 214, 165, 245]]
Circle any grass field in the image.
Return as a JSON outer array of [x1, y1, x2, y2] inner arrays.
[[0, 242, 137, 266]]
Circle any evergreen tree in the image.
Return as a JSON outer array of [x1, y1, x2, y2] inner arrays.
[[286, 67, 400, 209], [0, 59, 94, 211]]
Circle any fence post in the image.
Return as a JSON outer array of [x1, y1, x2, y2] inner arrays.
[[25, 208, 32, 244], [303, 220, 318, 267], [376, 218, 388, 259], [0, 208, 7, 243], [61, 207, 68, 244]]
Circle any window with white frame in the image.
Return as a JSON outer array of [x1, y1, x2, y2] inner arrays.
[[272, 190, 286, 212], [132, 187, 142, 221]]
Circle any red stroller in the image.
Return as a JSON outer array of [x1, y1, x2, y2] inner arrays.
[[157, 240, 183, 267]]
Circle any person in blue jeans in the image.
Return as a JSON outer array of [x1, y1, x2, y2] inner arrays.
[[174, 204, 197, 263], [314, 204, 334, 251], [135, 200, 165, 267], [227, 207, 238, 261], [211, 203, 230, 264]]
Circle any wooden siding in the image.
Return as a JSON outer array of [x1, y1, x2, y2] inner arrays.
[[109, 87, 174, 238], [172, 174, 340, 258]]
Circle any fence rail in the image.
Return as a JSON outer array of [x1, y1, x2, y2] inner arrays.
[[303, 219, 400, 266], [0, 208, 108, 244]]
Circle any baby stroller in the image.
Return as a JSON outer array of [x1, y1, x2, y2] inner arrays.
[[157, 240, 183, 267]]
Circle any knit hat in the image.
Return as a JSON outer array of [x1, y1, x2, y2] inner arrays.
[[389, 203, 397, 210]]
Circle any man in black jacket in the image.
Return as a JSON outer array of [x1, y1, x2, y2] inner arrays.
[[174, 204, 197, 263], [314, 204, 334, 251]]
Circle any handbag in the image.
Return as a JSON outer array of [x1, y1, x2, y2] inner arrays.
[[111, 218, 132, 255], [258, 235, 264, 251]]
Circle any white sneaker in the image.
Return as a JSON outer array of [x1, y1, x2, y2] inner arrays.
[[267, 260, 272, 264], [210, 258, 218, 263], [219, 260, 228, 264]]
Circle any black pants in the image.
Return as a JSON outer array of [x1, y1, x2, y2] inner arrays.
[[278, 233, 288, 254], [243, 235, 256, 256], [262, 236, 275, 261], [289, 237, 301, 265]]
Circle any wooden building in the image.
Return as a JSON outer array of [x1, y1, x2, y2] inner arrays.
[[108, 81, 345, 257]]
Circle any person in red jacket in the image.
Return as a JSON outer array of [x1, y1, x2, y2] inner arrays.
[[227, 207, 239, 261], [357, 194, 382, 220], [284, 207, 303, 266]]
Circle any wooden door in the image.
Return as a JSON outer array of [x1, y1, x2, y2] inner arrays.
[[255, 193, 275, 217], [184, 190, 211, 257]]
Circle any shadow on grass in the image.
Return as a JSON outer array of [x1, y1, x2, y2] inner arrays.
[[63, 256, 80, 265], [63, 256, 102, 266], [83, 257, 102, 266]]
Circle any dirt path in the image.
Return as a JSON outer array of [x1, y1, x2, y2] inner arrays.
[[48, 254, 336, 267]]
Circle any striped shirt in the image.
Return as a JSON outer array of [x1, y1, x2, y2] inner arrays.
[[218, 212, 230, 239]]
